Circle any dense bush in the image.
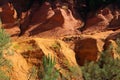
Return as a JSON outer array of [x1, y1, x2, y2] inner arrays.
[[0, 29, 10, 52], [82, 43, 120, 80], [39, 55, 59, 80], [0, 19, 12, 80], [0, 29, 11, 80]]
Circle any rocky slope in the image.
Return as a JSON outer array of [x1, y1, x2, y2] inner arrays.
[[1, 1, 120, 80], [5, 38, 82, 80]]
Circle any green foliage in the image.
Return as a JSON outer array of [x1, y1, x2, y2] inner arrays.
[[0, 70, 10, 80], [0, 27, 12, 80], [0, 28, 10, 52], [116, 38, 120, 54], [82, 62, 102, 80], [39, 55, 59, 80], [68, 66, 82, 80], [82, 48, 120, 80]]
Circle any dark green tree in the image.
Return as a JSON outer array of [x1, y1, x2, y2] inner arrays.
[[82, 45, 120, 80]]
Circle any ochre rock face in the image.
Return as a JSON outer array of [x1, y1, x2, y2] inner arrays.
[[82, 8, 114, 34], [0, 1, 82, 37], [105, 31, 120, 41], [103, 40, 120, 59], [0, 3, 16, 24], [102, 30, 120, 59], [1, 1, 120, 37], [27, 2, 82, 37], [74, 37, 103, 66], [107, 12, 120, 30], [6, 38, 80, 80]]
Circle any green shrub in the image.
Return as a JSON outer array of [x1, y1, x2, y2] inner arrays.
[[68, 66, 82, 80], [0, 23, 12, 80], [0, 70, 10, 80], [82, 47, 120, 80], [116, 38, 120, 54], [39, 55, 59, 80], [0, 28, 10, 52]]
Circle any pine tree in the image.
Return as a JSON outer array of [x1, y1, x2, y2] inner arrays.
[[82, 44, 120, 80], [0, 19, 12, 80]]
